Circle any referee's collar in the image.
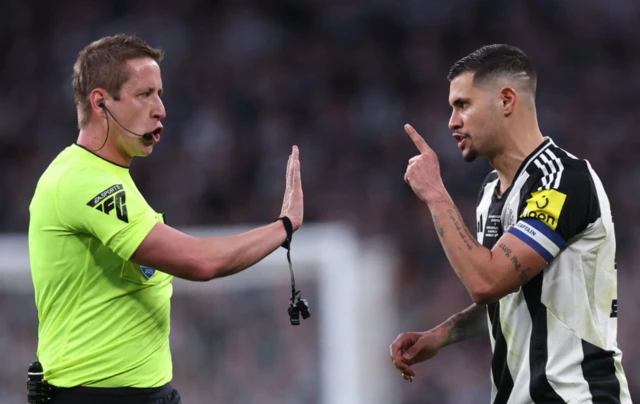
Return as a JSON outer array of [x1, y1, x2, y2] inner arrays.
[[73, 143, 130, 169]]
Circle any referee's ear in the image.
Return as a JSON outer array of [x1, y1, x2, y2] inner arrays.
[[89, 89, 109, 118]]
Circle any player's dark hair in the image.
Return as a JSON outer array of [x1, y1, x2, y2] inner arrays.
[[72, 34, 164, 128], [447, 44, 537, 97]]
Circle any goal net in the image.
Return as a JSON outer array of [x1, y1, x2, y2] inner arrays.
[[0, 223, 399, 404]]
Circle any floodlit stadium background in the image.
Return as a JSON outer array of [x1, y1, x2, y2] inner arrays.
[[1, 0, 639, 403]]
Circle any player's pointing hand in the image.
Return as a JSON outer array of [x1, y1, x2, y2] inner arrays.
[[403, 124, 445, 203]]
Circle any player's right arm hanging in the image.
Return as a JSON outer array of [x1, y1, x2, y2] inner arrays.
[[390, 304, 487, 381]]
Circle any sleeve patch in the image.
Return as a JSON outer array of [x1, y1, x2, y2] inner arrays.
[[519, 189, 567, 230], [86, 184, 128, 223]]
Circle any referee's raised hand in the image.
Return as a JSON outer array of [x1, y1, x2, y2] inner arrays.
[[280, 146, 304, 231]]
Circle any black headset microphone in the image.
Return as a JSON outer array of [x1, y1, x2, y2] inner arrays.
[[98, 101, 153, 141]]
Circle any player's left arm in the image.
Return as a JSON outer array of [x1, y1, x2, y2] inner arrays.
[[426, 167, 596, 305]]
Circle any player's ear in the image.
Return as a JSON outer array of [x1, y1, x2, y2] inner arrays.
[[500, 87, 517, 116]]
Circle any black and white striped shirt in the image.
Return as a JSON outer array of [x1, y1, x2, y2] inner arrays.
[[476, 138, 632, 403]]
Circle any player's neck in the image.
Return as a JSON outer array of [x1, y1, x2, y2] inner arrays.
[[77, 125, 133, 167], [490, 128, 545, 195]]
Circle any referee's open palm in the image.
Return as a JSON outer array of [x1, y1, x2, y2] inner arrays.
[[280, 146, 303, 231]]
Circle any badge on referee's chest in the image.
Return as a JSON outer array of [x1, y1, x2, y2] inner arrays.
[[140, 265, 156, 279]]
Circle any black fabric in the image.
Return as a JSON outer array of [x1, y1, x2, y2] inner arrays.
[[488, 301, 514, 404], [477, 171, 499, 206], [522, 274, 565, 403], [581, 340, 621, 404], [49, 383, 182, 404]]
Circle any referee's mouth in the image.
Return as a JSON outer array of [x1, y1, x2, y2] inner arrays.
[[150, 126, 163, 143]]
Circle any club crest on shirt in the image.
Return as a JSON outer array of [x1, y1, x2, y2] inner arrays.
[[504, 207, 516, 231], [140, 266, 156, 279]]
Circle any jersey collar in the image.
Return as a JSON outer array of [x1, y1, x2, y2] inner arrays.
[[72, 143, 130, 169], [512, 137, 553, 181], [494, 137, 553, 199]]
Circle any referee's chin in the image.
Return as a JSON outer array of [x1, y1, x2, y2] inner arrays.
[[133, 144, 156, 158]]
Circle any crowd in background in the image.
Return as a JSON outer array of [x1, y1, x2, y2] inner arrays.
[[1, 0, 639, 402]]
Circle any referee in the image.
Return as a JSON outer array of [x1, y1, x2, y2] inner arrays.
[[27, 34, 303, 404]]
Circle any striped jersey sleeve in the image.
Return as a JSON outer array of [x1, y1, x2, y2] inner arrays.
[[507, 162, 599, 263]]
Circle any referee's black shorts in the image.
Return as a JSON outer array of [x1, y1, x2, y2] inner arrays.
[[49, 383, 181, 404]]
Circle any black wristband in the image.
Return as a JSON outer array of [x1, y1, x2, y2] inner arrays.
[[275, 216, 293, 249]]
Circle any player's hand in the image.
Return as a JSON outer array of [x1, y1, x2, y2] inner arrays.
[[280, 146, 303, 231], [389, 329, 445, 382], [404, 124, 446, 203]]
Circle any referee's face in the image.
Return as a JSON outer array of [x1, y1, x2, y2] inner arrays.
[[108, 57, 166, 158], [448, 72, 501, 162]]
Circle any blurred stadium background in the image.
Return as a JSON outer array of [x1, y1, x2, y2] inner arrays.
[[1, 0, 638, 403]]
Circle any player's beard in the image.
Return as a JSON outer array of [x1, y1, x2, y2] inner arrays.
[[462, 141, 478, 162]]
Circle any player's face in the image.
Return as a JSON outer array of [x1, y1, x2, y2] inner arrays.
[[448, 72, 502, 162], [108, 57, 166, 158]]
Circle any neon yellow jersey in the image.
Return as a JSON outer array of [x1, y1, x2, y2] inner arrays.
[[28, 144, 173, 388]]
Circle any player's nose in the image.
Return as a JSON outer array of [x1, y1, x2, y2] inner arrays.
[[448, 110, 462, 131]]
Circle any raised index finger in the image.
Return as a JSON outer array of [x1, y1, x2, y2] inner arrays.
[[405, 124, 430, 154]]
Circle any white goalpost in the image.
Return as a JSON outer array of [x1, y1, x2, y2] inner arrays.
[[0, 223, 399, 404]]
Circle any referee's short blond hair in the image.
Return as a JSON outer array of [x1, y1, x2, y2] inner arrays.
[[72, 34, 164, 129]]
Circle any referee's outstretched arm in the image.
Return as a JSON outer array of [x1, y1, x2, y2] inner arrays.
[[28, 34, 306, 404], [131, 146, 303, 282]]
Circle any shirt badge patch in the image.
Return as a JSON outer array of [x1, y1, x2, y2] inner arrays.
[[140, 266, 156, 279], [520, 189, 567, 230]]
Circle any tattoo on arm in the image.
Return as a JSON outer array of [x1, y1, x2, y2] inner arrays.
[[498, 242, 511, 257], [497, 242, 533, 283], [519, 269, 532, 283], [442, 304, 487, 346], [433, 214, 445, 237], [446, 207, 480, 251]]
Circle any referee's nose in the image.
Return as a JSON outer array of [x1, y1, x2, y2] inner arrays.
[[153, 97, 166, 121]]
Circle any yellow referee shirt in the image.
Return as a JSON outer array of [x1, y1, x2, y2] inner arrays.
[[28, 144, 173, 387]]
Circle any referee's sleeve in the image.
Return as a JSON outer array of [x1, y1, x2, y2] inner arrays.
[[56, 168, 159, 261], [507, 166, 599, 262]]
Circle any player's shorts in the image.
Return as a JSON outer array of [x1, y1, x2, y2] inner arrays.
[[49, 383, 181, 404]]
